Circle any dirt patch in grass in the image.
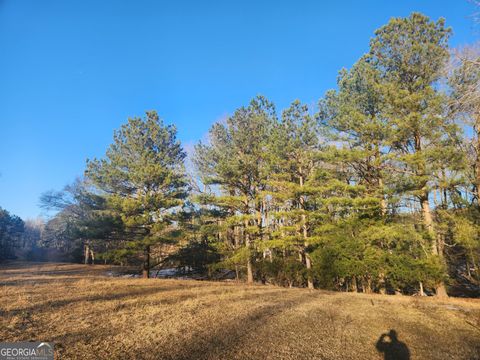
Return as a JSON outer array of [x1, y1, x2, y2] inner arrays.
[[1, 262, 479, 359]]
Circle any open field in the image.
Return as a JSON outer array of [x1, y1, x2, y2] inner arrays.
[[0, 263, 479, 359]]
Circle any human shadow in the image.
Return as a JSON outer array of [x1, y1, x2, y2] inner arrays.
[[376, 329, 410, 360]]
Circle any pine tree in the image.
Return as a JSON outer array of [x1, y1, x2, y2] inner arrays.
[[307, 148, 380, 292], [85, 111, 188, 277], [266, 100, 319, 288], [369, 13, 458, 297], [320, 56, 390, 215], [194, 96, 276, 284]]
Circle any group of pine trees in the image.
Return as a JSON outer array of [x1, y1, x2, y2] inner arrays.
[[17, 13, 480, 297]]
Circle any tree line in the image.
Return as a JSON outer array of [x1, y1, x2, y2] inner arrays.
[[0, 208, 24, 260], [0, 208, 47, 261], [4, 13, 480, 297]]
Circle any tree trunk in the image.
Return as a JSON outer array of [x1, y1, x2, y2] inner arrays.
[[84, 243, 90, 265], [245, 219, 254, 285], [363, 277, 372, 294], [476, 121, 480, 203], [419, 281, 425, 296], [378, 272, 386, 295], [435, 283, 448, 297], [299, 174, 314, 289], [435, 234, 449, 297], [233, 225, 241, 281], [305, 254, 314, 289], [420, 193, 437, 254], [421, 193, 448, 297], [142, 245, 150, 279], [378, 176, 387, 216], [351, 276, 358, 292], [246, 256, 254, 284], [235, 265, 239, 281], [416, 134, 437, 254], [441, 169, 448, 208]]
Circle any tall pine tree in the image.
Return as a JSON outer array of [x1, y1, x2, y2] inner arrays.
[[86, 111, 188, 278]]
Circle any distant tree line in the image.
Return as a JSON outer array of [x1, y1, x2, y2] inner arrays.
[[0, 208, 24, 260], [7, 13, 479, 297], [0, 209, 51, 261]]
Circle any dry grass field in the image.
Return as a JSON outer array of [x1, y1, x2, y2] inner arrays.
[[0, 262, 479, 360]]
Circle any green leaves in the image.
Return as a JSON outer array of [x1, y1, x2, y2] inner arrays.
[[370, 13, 451, 87], [28, 12, 479, 293], [85, 111, 189, 265], [0, 208, 24, 260]]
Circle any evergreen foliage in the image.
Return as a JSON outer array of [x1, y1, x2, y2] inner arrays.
[[17, 12, 480, 297]]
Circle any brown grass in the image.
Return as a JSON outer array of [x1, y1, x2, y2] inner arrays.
[[0, 262, 479, 359]]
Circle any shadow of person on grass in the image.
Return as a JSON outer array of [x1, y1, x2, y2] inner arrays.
[[376, 329, 410, 360]]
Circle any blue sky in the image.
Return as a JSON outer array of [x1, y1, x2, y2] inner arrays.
[[0, 0, 478, 220]]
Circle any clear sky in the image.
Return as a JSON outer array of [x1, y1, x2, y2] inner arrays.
[[0, 0, 478, 220]]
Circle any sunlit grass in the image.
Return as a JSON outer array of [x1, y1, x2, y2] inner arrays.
[[1, 262, 479, 359]]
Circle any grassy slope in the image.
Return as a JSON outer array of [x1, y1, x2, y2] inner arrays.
[[0, 263, 479, 360]]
